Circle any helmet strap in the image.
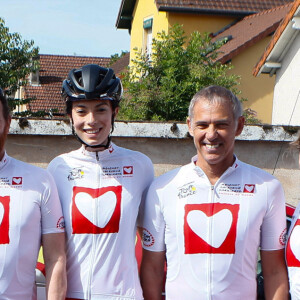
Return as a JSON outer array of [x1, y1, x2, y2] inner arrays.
[[71, 126, 111, 150]]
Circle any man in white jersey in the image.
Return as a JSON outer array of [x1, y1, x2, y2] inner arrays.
[[47, 64, 154, 300], [0, 88, 66, 299], [140, 86, 289, 300]]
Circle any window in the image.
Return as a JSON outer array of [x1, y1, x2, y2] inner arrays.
[[143, 18, 153, 58]]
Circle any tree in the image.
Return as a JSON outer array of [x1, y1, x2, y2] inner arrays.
[[0, 17, 40, 115], [109, 50, 129, 66], [119, 24, 253, 122]]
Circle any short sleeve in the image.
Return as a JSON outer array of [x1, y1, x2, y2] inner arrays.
[[40, 170, 65, 234], [260, 180, 286, 250], [140, 181, 166, 252]]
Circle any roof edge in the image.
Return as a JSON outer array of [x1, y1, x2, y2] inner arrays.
[[158, 6, 253, 18], [253, 1, 299, 76]]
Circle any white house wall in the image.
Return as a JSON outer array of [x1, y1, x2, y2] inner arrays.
[[272, 33, 300, 125]]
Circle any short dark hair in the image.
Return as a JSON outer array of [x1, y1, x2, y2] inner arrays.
[[0, 88, 11, 121]]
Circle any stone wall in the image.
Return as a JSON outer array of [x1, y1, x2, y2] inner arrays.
[[6, 119, 300, 206]]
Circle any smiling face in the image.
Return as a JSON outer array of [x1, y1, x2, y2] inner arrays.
[[187, 98, 244, 178], [71, 99, 118, 151]]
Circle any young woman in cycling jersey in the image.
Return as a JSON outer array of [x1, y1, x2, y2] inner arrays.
[[48, 64, 154, 300]]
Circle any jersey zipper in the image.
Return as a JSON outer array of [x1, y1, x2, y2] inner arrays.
[[86, 151, 100, 300], [208, 184, 214, 300]]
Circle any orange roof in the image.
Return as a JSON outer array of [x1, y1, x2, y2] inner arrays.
[[24, 54, 128, 116], [253, 0, 300, 76], [214, 3, 292, 63]]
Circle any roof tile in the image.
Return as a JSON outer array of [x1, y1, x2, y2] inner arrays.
[[24, 54, 128, 116], [213, 3, 292, 63], [156, 0, 294, 14]]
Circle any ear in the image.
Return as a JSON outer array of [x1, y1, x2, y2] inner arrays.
[[187, 117, 194, 137], [5, 116, 11, 134], [114, 107, 119, 117], [235, 116, 245, 137], [68, 113, 73, 125]]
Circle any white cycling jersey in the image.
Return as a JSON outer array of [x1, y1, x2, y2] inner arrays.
[[286, 204, 300, 299], [142, 156, 286, 300], [47, 143, 154, 300], [0, 153, 64, 300]]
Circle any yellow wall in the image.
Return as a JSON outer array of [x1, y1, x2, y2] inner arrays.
[[130, 0, 236, 63], [130, 0, 168, 63], [229, 37, 275, 123], [168, 13, 236, 36]]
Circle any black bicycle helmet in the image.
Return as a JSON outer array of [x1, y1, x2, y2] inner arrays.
[[62, 64, 122, 102]]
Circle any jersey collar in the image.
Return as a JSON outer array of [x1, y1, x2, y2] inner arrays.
[[0, 152, 9, 171], [80, 143, 116, 160], [191, 155, 240, 179]]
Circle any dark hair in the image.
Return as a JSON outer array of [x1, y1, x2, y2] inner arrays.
[[65, 98, 119, 115], [0, 88, 11, 121], [188, 85, 243, 122]]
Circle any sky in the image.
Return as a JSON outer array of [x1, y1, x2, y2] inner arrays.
[[0, 0, 130, 58]]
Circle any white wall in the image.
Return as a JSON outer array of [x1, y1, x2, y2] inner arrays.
[[272, 33, 300, 125]]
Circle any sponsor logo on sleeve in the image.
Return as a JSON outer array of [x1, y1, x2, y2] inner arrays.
[[279, 228, 287, 246], [56, 216, 65, 230], [0, 196, 10, 244], [142, 228, 155, 247], [184, 203, 240, 254], [71, 185, 122, 234]]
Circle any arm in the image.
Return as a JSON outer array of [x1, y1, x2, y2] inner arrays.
[[140, 249, 165, 300], [261, 249, 289, 300], [42, 232, 67, 300]]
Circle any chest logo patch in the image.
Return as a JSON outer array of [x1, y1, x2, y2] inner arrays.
[[0, 196, 10, 244], [12, 177, 22, 185], [184, 203, 239, 254], [243, 184, 255, 193], [286, 219, 300, 267], [123, 166, 133, 175], [72, 186, 122, 234]]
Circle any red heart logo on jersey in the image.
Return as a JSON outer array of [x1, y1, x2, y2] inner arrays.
[[75, 191, 116, 228], [184, 203, 239, 254], [187, 209, 232, 248], [0, 196, 10, 244], [287, 219, 300, 267], [0, 203, 4, 226], [290, 226, 300, 260], [72, 186, 122, 234]]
